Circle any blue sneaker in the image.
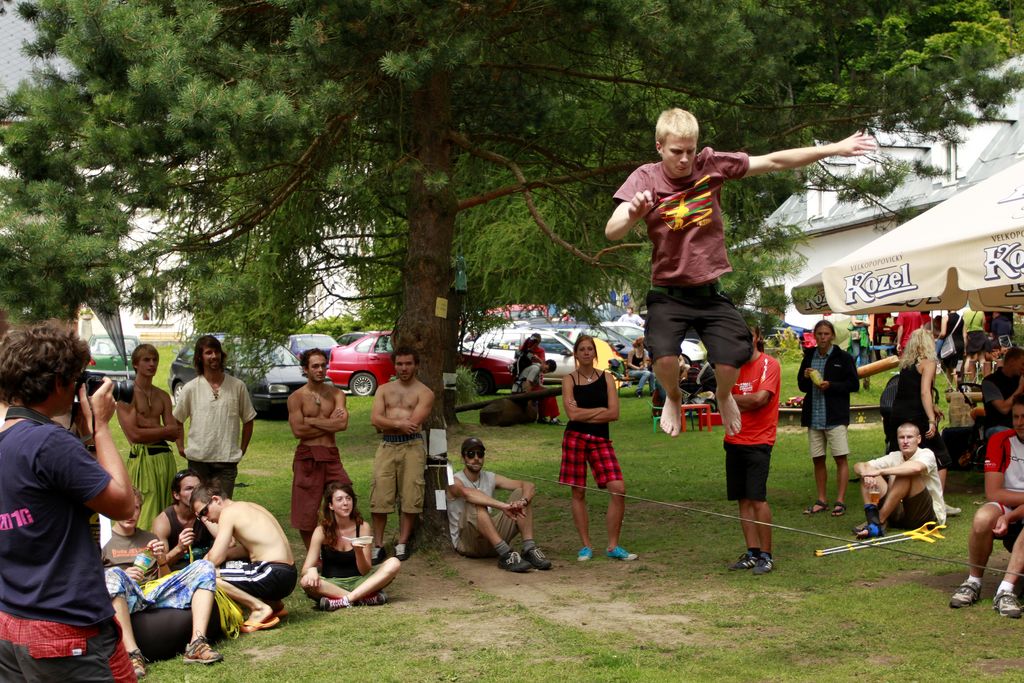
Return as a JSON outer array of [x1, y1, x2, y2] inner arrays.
[[577, 546, 593, 562], [606, 545, 638, 561]]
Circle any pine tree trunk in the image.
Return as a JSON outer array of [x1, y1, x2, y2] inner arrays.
[[394, 71, 457, 549]]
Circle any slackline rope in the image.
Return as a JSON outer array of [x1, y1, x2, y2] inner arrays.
[[503, 471, 1024, 579]]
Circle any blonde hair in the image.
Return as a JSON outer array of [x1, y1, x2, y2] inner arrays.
[[655, 108, 699, 143], [900, 327, 937, 369]]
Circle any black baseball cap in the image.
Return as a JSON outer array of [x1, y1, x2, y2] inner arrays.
[[461, 437, 486, 455]]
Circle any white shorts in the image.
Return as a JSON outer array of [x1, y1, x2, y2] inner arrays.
[[808, 425, 849, 458]]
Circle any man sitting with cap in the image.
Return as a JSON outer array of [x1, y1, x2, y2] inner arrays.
[[446, 437, 553, 572]]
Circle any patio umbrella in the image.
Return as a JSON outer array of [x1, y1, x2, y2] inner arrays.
[[792, 159, 1024, 315]]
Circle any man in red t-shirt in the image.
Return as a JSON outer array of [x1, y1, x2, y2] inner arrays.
[[723, 326, 781, 575], [605, 108, 874, 438]]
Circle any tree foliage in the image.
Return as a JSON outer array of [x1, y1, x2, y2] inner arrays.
[[0, 0, 1020, 417]]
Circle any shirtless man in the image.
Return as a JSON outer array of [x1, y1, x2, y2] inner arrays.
[[191, 484, 296, 632], [287, 348, 352, 549], [369, 346, 435, 563], [152, 468, 215, 570], [116, 343, 181, 529]]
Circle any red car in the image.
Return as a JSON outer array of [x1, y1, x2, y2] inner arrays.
[[326, 331, 514, 396]]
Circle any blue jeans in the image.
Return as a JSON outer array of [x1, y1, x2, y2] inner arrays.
[[629, 369, 655, 395]]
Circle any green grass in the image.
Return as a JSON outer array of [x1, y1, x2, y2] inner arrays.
[[132, 351, 1018, 682]]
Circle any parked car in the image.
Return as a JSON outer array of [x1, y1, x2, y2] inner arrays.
[[335, 331, 367, 347], [168, 336, 307, 414], [465, 326, 619, 382], [600, 322, 706, 364], [88, 335, 140, 378], [287, 333, 339, 358], [326, 331, 394, 396], [326, 330, 517, 396], [534, 323, 632, 358]]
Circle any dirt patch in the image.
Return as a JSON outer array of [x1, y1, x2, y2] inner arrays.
[[976, 658, 1024, 676], [397, 552, 701, 648], [239, 644, 288, 662]]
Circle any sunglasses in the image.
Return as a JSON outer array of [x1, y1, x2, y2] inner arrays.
[[463, 450, 485, 460], [196, 503, 210, 520]]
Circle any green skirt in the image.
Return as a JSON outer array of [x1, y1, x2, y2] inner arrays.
[[325, 573, 371, 592], [126, 442, 178, 530]]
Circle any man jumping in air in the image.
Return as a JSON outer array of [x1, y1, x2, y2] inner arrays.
[[605, 108, 875, 436]]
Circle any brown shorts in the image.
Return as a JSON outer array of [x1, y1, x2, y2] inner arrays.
[[370, 439, 427, 514], [454, 489, 523, 558], [886, 487, 937, 530], [291, 445, 351, 531]]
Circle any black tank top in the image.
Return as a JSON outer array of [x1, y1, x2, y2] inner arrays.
[[161, 505, 214, 570], [321, 545, 360, 579], [892, 365, 928, 426], [566, 372, 610, 439]]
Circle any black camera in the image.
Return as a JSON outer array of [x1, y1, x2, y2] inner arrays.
[[77, 370, 134, 404]]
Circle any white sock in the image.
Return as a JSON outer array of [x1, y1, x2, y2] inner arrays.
[[997, 580, 1016, 595], [967, 575, 983, 589]]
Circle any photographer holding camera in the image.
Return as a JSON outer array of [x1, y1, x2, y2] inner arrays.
[[0, 322, 136, 681]]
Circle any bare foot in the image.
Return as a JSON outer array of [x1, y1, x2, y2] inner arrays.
[[660, 395, 681, 437], [718, 392, 742, 436], [248, 603, 274, 624]]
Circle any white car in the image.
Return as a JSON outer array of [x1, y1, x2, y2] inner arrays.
[[465, 327, 577, 381], [602, 322, 706, 364]]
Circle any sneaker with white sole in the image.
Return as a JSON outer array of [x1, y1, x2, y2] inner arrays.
[[945, 504, 962, 517], [577, 546, 593, 562], [752, 555, 774, 575], [523, 547, 552, 570], [498, 550, 532, 573], [353, 591, 388, 607], [994, 591, 1022, 618], [606, 545, 638, 561], [182, 636, 223, 665], [728, 552, 758, 571], [949, 581, 981, 608]]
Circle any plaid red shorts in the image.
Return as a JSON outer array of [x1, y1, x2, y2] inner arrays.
[[559, 430, 622, 488]]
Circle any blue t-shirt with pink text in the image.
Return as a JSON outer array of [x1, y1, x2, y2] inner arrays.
[[0, 420, 112, 626]]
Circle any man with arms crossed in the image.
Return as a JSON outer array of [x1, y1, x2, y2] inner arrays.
[[949, 396, 1024, 616], [605, 107, 874, 437], [287, 348, 351, 549], [725, 327, 781, 575], [370, 346, 435, 563], [191, 484, 296, 632], [116, 342, 181, 530], [0, 322, 136, 681], [447, 437, 553, 573], [174, 335, 257, 497]]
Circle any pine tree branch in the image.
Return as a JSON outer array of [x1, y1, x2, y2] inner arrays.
[[456, 162, 636, 211], [450, 131, 627, 268]]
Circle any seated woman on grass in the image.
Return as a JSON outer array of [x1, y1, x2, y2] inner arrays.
[[300, 482, 401, 610]]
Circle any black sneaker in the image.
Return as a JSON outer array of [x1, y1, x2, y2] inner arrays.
[[371, 546, 387, 566], [728, 552, 758, 571], [523, 547, 552, 570], [394, 543, 410, 561], [752, 555, 774, 575], [498, 550, 532, 573]]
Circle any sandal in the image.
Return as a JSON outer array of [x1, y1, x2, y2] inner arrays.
[[803, 499, 829, 515], [830, 502, 847, 517]]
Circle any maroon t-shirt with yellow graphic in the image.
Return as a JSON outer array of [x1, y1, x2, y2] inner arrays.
[[613, 148, 749, 286]]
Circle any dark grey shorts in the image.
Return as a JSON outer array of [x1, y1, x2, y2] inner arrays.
[[644, 289, 752, 368]]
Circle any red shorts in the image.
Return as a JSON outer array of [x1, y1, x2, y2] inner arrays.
[[0, 612, 134, 682], [559, 430, 622, 489], [291, 445, 352, 531]]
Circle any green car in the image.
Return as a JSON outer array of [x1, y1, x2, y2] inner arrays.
[[88, 335, 140, 378]]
